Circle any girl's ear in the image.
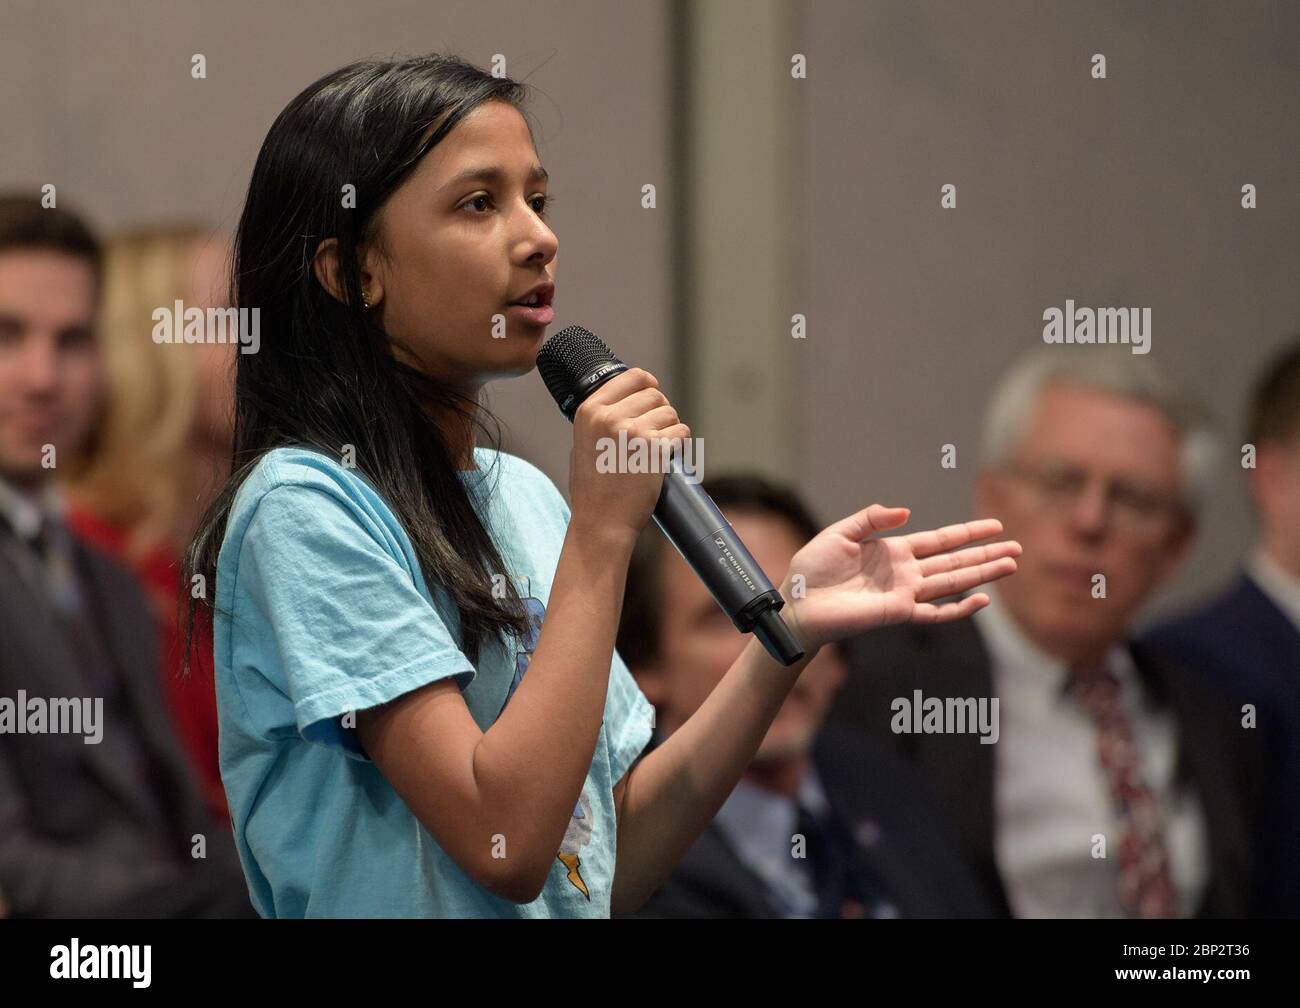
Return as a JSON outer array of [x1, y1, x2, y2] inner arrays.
[[312, 238, 384, 308], [357, 243, 384, 307], [312, 237, 346, 304]]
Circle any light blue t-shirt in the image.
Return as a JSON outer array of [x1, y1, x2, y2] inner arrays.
[[213, 445, 655, 918]]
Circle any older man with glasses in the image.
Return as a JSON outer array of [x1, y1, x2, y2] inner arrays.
[[829, 346, 1263, 919]]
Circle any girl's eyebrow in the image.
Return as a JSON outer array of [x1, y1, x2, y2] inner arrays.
[[439, 164, 549, 192]]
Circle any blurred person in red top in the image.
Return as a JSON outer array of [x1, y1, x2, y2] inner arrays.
[[65, 226, 235, 822]]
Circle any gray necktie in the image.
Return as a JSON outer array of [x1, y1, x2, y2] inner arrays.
[[22, 515, 118, 698]]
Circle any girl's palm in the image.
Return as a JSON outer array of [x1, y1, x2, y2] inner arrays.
[[780, 504, 1021, 653]]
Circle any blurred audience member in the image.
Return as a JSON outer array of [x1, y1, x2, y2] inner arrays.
[[65, 225, 235, 822], [1143, 337, 1300, 916], [615, 475, 994, 918], [0, 195, 250, 916], [830, 347, 1263, 918]]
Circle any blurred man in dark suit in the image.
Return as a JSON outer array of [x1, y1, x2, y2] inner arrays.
[[0, 194, 251, 917], [1143, 337, 1300, 916], [830, 347, 1262, 918], [614, 474, 993, 918]]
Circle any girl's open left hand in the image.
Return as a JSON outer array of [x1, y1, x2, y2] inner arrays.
[[778, 504, 1021, 654]]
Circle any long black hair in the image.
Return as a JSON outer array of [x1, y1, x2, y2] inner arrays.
[[182, 54, 536, 673]]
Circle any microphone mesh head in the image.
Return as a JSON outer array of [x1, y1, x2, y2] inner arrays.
[[536, 324, 623, 410]]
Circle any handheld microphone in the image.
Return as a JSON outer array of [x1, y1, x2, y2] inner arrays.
[[537, 324, 806, 667]]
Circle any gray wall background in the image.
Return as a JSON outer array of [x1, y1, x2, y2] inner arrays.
[[5, 0, 1299, 623]]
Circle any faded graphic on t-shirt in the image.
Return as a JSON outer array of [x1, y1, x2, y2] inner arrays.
[[499, 586, 594, 900]]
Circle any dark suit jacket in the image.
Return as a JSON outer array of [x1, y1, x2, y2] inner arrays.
[[0, 522, 251, 917], [826, 616, 1263, 918], [1142, 570, 1300, 917], [619, 723, 995, 918]]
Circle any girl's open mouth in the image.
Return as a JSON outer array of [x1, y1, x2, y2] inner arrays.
[[506, 281, 555, 326], [506, 302, 555, 326]]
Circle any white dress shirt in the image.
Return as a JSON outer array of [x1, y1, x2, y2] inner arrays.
[[0, 471, 61, 541], [713, 765, 831, 918], [1246, 547, 1300, 635], [974, 585, 1209, 917]]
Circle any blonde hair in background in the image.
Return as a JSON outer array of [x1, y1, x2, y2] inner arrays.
[[69, 223, 218, 563]]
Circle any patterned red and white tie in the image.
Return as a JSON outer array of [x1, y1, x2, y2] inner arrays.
[[1068, 660, 1180, 918]]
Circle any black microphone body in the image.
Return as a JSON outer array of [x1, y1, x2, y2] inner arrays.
[[537, 325, 807, 666]]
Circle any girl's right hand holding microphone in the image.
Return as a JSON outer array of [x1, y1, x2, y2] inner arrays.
[[567, 367, 691, 550]]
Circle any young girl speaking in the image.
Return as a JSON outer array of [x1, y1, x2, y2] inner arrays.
[[184, 54, 1021, 918]]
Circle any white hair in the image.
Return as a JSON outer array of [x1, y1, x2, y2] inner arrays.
[[978, 346, 1219, 512]]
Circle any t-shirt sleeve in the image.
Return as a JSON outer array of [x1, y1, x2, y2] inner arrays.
[[232, 481, 476, 760], [606, 647, 656, 785]]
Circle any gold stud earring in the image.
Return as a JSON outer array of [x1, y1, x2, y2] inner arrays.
[[362, 291, 372, 310]]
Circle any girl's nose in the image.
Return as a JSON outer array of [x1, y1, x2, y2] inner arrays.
[[517, 208, 557, 263]]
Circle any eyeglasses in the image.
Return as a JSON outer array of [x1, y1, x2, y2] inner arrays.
[[1000, 459, 1186, 535]]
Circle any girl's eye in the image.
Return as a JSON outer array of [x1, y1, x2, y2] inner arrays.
[[461, 193, 553, 216]]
